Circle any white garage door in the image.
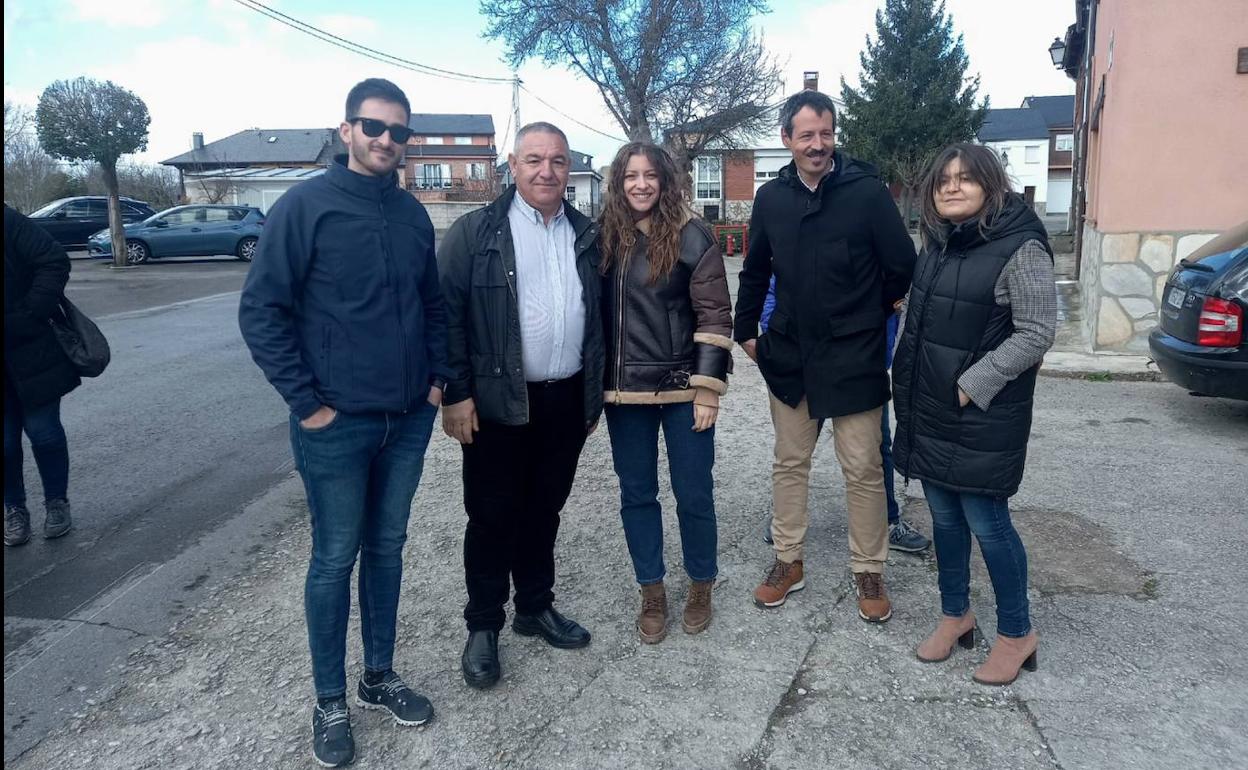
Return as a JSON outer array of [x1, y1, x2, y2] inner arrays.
[[1047, 174, 1072, 215]]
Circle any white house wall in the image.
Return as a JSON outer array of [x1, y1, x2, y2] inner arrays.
[[980, 139, 1050, 213]]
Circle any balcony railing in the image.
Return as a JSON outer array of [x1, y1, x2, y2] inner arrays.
[[406, 177, 498, 201]]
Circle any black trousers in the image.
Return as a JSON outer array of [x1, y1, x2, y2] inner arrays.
[[462, 373, 587, 632]]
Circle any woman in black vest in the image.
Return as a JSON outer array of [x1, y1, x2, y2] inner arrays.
[[892, 144, 1057, 685], [4, 205, 80, 546]]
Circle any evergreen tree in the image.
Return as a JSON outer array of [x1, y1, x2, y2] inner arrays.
[[839, 0, 987, 221]]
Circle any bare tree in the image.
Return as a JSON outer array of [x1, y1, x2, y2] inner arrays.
[[37, 77, 150, 267], [481, 0, 782, 182], [4, 100, 73, 213]]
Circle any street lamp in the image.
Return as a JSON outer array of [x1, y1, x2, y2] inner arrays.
[[1049, 37, 1067, 68]]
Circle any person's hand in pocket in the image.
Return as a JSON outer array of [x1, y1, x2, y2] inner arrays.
[[300, 405, 337, 430], [957, 387, 971, 408]]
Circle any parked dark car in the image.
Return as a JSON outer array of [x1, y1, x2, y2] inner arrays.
[[1149, 221, 1247, 401], [28, 196, 157, 248], [87, 204, 266, 263]]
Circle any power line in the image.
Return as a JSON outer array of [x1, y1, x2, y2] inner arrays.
[[232, 0, 629, 144], [231, 0, 512, 84], [519, 85, 627, 142]]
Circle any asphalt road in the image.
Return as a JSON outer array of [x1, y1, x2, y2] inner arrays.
[[3, 258, 299, 760]]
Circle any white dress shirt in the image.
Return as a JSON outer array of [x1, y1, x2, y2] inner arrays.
[[508, 192, 585, 381]]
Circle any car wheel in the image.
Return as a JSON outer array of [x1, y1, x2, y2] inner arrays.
[[237, 236, 259, 262], [125, 240, 150, 264]]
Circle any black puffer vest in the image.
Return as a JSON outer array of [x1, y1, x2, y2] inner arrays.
[[892, 197, 1051, 498]]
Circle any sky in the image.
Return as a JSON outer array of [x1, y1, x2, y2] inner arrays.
[[3, 0, 1076, 170]]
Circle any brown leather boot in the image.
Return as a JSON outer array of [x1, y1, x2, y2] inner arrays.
[[973, 631, 1038, 686], [753, 559, 805, 608], [637, 582, 668, 644], [916, 612, 977, 663], [682, 579, 714, 634], [854, 571, 893, 623]]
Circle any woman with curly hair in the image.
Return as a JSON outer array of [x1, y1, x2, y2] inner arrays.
[[599, 143, 733, 643]]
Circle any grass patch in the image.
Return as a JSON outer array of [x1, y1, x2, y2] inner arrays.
[[1086, 372, 1115, 382], [1140, 575, 1160, 600]]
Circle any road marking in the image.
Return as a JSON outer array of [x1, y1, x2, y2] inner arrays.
[[101, 291, 242, 321]]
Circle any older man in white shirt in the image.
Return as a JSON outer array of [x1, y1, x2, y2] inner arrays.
[[439, 122, 605, 691]]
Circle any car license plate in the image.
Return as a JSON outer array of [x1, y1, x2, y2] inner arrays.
[[1167, 287, 1186, 309]]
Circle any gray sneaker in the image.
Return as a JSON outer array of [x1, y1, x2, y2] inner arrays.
[[5, 504, 31, 546], [888, 519, 930, 553], [44, 498, 72, 539]]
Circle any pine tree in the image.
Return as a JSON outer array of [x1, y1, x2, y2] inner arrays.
[[839, 0, 987, 222]]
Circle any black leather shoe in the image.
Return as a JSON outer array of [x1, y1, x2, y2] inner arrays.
[[461, 630, 500, 689], [512, 608, 591, 649]]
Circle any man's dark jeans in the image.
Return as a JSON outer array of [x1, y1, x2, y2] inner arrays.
[[881, 404, 899, 525], [462, 373, 587, 632], [604, 402, 717, 585], [290, 404, 437, 699], [4, 377, 69, 507], [922, 481, 1031, 638]]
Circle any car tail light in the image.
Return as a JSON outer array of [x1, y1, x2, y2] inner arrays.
[[1197, 297, 1243, 347]]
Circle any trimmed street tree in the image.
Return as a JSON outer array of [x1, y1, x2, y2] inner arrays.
[[839, 0, 987, 222], [480, 0, 781, 186], [36, 77, 150, 267]]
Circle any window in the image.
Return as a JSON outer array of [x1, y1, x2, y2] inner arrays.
[[454, 136, 472, 145], [1055, 133, 1074, 152], [694, 156, 721, 200], [565, 186, 577, 202], [203, 208, 236, 223], [424, 136, 444, 145], [419, 163, 452, 188], [1025, 145, 1042, 164], [159, 208, 201, 226], [468, 163, 486, 180], [754, 170, 780, 180], [63, 200, 94, 218], [226, 208, 249, 221]]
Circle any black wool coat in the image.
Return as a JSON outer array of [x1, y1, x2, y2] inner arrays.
[[4, 205, 81, 408], [734, 154, 916, 419]]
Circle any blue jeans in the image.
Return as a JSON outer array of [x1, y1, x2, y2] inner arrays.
[[4, 377, 70, 507], [605, 402, 718, 584], [290, 404, 437, 699], [922, 481, 1031, 637], [881, 404, 899, 525]]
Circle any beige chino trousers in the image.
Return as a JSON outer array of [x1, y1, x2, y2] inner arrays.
[[767, 393, 889, 574]]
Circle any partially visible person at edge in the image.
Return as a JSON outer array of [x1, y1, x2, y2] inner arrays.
[[760, 279, 930, 553], [439, 122, 604, 691], [239, 78, 450, 767], [4, 205, 78, 547], [891, 142, 1057, 686], [733, 89, 916, 622], [598, 142, 734, 644]]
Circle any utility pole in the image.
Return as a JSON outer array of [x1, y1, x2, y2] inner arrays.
[[512, 75, 522, 144]]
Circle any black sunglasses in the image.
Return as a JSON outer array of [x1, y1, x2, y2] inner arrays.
[[347, 117, 413, 144]]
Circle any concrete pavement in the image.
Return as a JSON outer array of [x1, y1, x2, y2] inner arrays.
[[9, 344, 1246, 768]]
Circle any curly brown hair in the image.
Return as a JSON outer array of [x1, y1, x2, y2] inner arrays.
[[599, 142, 686, 284]]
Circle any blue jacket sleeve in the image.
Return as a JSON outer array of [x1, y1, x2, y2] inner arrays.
[[760, 276, 777, 333], [237, 196, 321, 420]]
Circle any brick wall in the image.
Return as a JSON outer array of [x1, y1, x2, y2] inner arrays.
[[724, 151, 754, 202]]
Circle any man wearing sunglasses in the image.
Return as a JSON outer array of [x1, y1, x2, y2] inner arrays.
[[239, 77, 451, 768]]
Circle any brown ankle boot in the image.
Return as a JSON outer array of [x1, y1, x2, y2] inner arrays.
[[973, 631, 1038, 685], [637, 582, 668, 644], [853, 571, 893, 623], [682, 579, 714, 634], [916, 612, 977, 663]]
